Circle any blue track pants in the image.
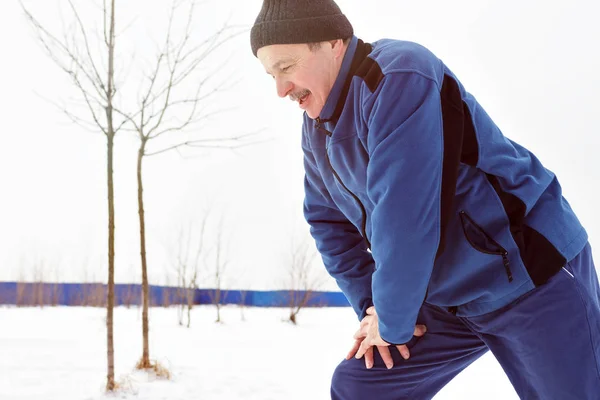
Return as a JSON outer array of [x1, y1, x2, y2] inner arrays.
[[331, 243, 600, 399]]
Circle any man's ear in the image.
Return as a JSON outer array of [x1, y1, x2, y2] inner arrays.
[[331, 39, 345, 57]]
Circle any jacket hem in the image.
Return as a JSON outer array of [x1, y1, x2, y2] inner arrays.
[[453, 280, 535, 318]]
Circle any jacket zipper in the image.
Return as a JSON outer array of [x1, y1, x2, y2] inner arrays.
[[316, 118, 371, 249], [459, 210, 513, 282]]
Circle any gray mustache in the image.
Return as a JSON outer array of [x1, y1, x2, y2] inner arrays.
[[290, 89, 311, 102]]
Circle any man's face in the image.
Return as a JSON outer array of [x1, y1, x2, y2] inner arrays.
[[257, 40, 345, 119]]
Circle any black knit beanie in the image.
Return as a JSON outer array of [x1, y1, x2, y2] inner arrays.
[[250, 0, 354, 57]]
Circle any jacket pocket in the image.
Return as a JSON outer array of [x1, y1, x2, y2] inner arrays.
[[459, 210, 513, 283]]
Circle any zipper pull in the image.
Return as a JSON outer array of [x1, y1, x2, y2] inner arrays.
[[314, 117, 332, 137], [502, 252, 513, 282]]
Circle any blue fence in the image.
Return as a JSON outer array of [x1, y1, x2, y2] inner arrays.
[[0, 282, 351, 308]]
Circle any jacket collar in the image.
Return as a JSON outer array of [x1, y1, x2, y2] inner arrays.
[[316, 36, 372, 125]]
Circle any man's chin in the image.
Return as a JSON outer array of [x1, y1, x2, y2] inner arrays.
[[305, 107, 322, 120]]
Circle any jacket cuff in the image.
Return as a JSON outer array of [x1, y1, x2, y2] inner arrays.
[[379, 319, 413, 345], [358, 300, 374, 321], [380, 336, 408, 346]]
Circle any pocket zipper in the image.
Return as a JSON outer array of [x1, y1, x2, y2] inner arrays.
[[561, 267, 575, 279], [459, 210, 513, 283]]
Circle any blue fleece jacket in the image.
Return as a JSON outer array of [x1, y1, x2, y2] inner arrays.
[[302, 36, 588, 345]]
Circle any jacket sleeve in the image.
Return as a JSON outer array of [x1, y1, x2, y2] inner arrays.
[[365, 72, 444, 345], [302, 127, 375, 320]]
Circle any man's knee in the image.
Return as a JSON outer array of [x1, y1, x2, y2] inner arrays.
[[330, 357, 416, 400], [330, 358, 367, 400]]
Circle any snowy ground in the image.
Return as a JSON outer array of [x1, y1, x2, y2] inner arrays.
[[0, 306, 517, 399]]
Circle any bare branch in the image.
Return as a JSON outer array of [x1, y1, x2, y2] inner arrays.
[[139, 52, 166, 132], [112, 47, 137, 108], [73, 71, 108, 135], [143, 88, 206, 138], [163, 0, 179, 68], [115, 14, 139, 37], [146, 105, 205, 140], [21, 2, 107, 102], [144, 0, 196, 135], [144, 129, 268, 157], [287, 228, 324, 323], [189, 141, 270, 150], [136, 21, 246, 136], [68, 0, 104, 89], [103, 0, 109, 46], [145, 67, 239, 141], [147, 105, 242, 138], [175, 18, 247, 71], [133, 1, 184, 133], [35, 91, 103, 134], [167, 26, 245, 91], [105, 0, 117, 135], [193, 209, 209, 275], [160, 45, 242, 127], [186, 129, 266, 144], [112, 106, 141, 136]]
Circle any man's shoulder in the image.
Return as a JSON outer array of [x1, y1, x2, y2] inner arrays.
[[368, 39, 442, 83]]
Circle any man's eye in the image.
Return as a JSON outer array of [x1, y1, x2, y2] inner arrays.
[[281, 65, 292, 72]]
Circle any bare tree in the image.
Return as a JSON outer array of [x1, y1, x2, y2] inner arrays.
[[22, 0, 121, 391], [173, 213, 208, 329], [239, 288, 248, 322], [185, 269, 199, 328], [287, 231, 326, 325], [207, 215, 232, 323], [110, 0, 258, 369], [222, 260, 246, 321], [32, 258, 46, 308]]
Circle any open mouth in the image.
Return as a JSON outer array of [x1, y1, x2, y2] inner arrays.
[[299, 93, 310, 106]]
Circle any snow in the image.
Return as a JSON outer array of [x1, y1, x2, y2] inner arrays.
[[0, 306, 517, 399]]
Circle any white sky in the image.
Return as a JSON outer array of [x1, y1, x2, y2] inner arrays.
[[0, 0, 599, 290]]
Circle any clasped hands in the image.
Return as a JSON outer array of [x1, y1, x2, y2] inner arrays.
[[346, 306, 427, 369]]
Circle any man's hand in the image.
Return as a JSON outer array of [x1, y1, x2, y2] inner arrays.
[[345, 337, 391, 370], [346, 306, 427, 369]]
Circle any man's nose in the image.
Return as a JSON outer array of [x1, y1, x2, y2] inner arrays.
[[276, 78, 292, 98]]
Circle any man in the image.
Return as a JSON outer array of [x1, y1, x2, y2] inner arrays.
[[251, 0, 600, 399]]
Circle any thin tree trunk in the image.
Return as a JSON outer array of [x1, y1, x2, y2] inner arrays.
[[106, 133, 116, 391], [137, 140, 151, 368], [215, 287, 221, 323], [105, 0, 117, 392], [187, 294, 192, 328]]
